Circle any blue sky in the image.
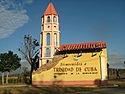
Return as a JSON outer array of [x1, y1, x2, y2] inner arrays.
[[0, 0, 125, 69]]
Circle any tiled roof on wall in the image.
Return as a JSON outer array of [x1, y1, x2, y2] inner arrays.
[[58, 42, 106, 51]]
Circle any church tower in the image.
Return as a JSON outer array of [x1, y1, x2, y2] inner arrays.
[[40, 2, 60, 66]]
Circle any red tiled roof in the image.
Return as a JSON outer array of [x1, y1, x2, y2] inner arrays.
[[58, 42, 106, 51], [43, 2, 58, 16]]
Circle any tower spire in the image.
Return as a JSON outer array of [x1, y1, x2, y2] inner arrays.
[[43, 2, 58, 16]]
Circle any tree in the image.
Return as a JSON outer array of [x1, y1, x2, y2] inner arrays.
[[18, 35, 39, 84], [21, 67, 30, 84], [0, 51, 21, 84], [0, 55, 6, 85]]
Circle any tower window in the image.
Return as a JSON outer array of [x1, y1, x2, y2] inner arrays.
[[46, 48, 51, 57], [53, 16, 56, 22], [54, 26, 56, 28], [47, 16, 50, 22], [48, 26, 50, 28], [54, 48, 57, 55], [54, 33, 57, 46], [47, 33, 50, 46]]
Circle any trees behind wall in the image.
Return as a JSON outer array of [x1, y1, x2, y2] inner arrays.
[[0, 51, 21, 84], [21, 67, 30, 84]]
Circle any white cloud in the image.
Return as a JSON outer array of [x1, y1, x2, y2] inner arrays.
[[0, 0, 29, 39]]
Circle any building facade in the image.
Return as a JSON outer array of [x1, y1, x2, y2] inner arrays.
[[32, 2, 108, 86]]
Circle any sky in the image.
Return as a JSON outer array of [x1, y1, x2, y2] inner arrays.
[[0, 0, 125, 69]]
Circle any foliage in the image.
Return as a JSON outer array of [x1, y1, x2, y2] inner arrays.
[[0, 51, 21, 72], [0, 51, 21, 84]]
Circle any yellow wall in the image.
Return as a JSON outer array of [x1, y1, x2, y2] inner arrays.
[[33, 48, 107, 82]]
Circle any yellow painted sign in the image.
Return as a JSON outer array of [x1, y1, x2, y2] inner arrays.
[[53, 62, 98, 75]]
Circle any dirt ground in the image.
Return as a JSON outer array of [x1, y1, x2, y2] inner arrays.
[[0, 86, 125, 94], [0, 80, 125, 94]]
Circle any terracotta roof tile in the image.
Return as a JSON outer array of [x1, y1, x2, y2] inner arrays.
[[43, 2, 58, 16], [58, 42, 106, 51]]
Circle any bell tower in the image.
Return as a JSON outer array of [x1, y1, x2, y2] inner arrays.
[[40, 2, 60, 66]]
